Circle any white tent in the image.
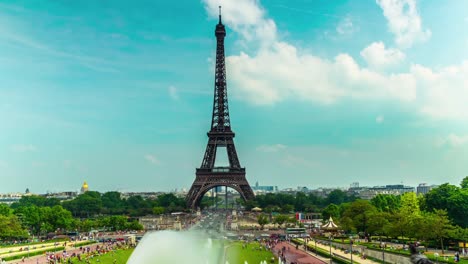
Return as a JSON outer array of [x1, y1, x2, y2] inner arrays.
[[321, 216, 339, 230]]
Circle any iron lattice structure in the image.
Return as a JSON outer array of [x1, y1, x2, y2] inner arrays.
[[186, 10, 255, 209]]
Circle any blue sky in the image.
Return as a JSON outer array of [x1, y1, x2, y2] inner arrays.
[[0, 0, 467, 193]]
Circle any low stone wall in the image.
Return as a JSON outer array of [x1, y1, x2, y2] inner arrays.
[[362, 247, 412, 264], [322, 240, 412, 264]]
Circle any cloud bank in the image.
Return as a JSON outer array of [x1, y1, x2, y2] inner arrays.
[[203, 0, 468, 121]]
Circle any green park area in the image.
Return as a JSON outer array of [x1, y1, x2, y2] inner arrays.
[[67, 242, 275, 264], [68, 248, 134, 263], [225, 242, 277, 264]]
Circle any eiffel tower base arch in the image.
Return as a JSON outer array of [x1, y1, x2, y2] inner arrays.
[[186, 171, 255, 209]]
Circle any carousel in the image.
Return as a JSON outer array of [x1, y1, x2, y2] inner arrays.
[[321, 216, 339, 235]]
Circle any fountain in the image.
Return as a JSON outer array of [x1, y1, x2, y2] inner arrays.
[[127, 230, 223, 264]]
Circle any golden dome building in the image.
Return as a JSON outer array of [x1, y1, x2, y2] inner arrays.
[[80, 181, 89, 194]]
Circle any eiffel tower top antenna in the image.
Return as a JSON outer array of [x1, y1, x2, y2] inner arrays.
[[219, 6, 222, 24]]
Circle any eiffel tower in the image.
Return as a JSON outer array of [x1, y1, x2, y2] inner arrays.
[[186, 7, 255, 209]]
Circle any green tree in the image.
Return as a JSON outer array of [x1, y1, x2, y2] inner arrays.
[[273, 215, 289, 228], [0, 215, 28, 240], [101, 191, 125, 214], [41, 205, 74, 232], [108, 216, 128, 231], [0, 203, 11, 216], [429, 209, 454, 254], [450, 226, 468, 252], [78, 219, 97, 232], [257, 214, 269, 230], [413, 212, 436, 249], [294, 192, 308, 211], [367, 211, 391, 237], [461, 176, 468, 189], [152, 206, 165, 215], [341, 200, 376, 234], [63, 191, 102, 217], [339, 216, 356, 234], [371, 194, 401, 213], [326, 190, 348, 205], [243, 199, 259, 211], [126, 220, 144, 231], [400, 192, 420, 216], [387, 211, 413, 239], [126, 195, 153, 216], [424, 184, 468, 228], [15, 205, 42, 235], [280, 204, 294, 214], [322, 203, 340, 219]]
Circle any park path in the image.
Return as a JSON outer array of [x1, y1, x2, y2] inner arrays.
[[299, 240, 379, 264], [273, 242, 327, 264], [5, 243, 102, 264]]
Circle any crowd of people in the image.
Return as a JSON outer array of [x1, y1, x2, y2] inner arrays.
[[43, 241, 131, 264]]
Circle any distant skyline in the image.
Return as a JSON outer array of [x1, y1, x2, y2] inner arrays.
[[0, 0, 467, 193]]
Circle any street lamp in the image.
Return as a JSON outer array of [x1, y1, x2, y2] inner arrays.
[[381, 241, 385, 264], [329, 236, 333, 264], [54, 242, 57, 264], [314, 238, 318, 256], [349, 237, 353, 264]]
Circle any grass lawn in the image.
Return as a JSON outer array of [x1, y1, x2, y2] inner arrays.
[[225, 242, 277, 264], [424, 252, 468, 264], [69, 248, 134, 264], [0, 238, 68, 249]]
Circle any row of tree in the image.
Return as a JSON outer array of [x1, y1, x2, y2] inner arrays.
[[0, 202, 144, 240], [245, 177, 468, 229], [10, 191, 187, 217], [249, 177, 468, 251]]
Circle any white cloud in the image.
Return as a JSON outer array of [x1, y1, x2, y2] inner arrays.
[[413, 62, 468, 120], [256, 144, 287, 152], [228, 43, 417, 105], [336, 16, 358, 35], [376, 115, 385, 123], [439, 134, 468, 147], [281, 154, 319, 168], [144, 154, 160, 165], [203, 0, 468, 121], [11, 144, 37, 152], [168, 85, 179, 100], [376, 0, 431, 48], [203, 0, 276, 47], [360, 42, 405, 69]]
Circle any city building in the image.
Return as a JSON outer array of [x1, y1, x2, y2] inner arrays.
[[310, 188, 342, 198], [350, 184, 415, 200], [120, 192, 164, 200], [297, 186, 309, 193], [43, 191, 78, 201], [252, 181, 278, 194], [0, 193, 25, 204], [416, 183, 438, 195]]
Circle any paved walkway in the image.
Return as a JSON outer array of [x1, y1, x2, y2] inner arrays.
[[273, 242, 327, 264], [5, 244, 101, 264], [300, 239, 379, 264]]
